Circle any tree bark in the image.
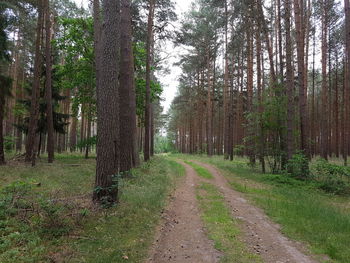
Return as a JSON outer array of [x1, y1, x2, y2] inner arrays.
[[321, 0, 329, 160], [293, 0, 309, 158], [144, 0, 155, 162], [25, 0, 44, 165], [45, 0, 54, 163], [344, 0, 350, 165], [285, 0, 294, 160], [93, 0, 120, 204]]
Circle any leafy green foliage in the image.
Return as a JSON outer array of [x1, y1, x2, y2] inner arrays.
[[286, 152, 310, 180], [311, 159, 350, 195], [3, 136, 15, 152]]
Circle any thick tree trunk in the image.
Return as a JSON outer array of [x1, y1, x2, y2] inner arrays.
[[223, 0, 229, 159], [119, 0, 135, 172], [25, 0, 44, 165], [144, 0, 155, 162], [294, 0, 309, 158], [45, 0, 54, 163], [93, 0, 120, 204], [344, 0, 350, 165]]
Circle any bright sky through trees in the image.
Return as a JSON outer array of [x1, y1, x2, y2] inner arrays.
[[73, 0, 193, 113]]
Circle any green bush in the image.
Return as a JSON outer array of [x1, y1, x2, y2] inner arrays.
[[3, 136, 16, 152], [286, 152, 310, 180], [311, 159, 350, 195], [233, 145, 245, 156]]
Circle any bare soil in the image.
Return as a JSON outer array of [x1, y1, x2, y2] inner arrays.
[[194, 161, 320, 263], [146, 160, 222, 263]]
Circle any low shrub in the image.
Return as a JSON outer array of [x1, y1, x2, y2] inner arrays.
[[286, 152, 310, 180], [311, 159, 350, 195]]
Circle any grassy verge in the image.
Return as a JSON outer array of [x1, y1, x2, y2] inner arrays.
[[196, 182, 262, 263], [177, 154, 350, 263], [184, 160, 214, 179], [0, 154, 184, 263]]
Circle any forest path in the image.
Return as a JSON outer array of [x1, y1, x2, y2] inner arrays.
[[192, 160, 319, 263], [146, 160, 222, 263]]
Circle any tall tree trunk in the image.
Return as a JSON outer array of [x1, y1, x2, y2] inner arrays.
[[93, 0, 120, 204], [246, 25, 255, 164], [321, 0, 329, 160], [144, 0, 155, 162], [256, 20, 265, 172], [206, 48, 213, 156], [25, 0, 44, 165], [223, 0, 229, 159], [344, 0, 350, 165], [119, 0, 136, 171], [45, 0, 54, 163], [293, 0, 309, 158], [285, 0, 294, 160]]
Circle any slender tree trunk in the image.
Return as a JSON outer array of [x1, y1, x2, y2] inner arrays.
[[45, 0, 54, 163], [321, 0, 329, 160], [206, 48, 213, 156], [93, 0, 120, 204], [70, 115, 77, 152], [144, 0, 155, 162], [25, 0, 44, 165], [285, 0, 294, 160], [0, 93, 5, 165], [333, 57, 339, 158]]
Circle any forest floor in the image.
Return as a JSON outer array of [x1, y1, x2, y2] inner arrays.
[[1, 153, 350, 262], [148, 157, 319, 263]]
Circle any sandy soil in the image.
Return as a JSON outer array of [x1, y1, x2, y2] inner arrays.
[[193, 160, 319, 263], [146, 160, 222, 263]]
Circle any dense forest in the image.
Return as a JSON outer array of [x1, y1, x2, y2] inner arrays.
[[1, 0, 350, 262], [168, 0, 350, 171], [0, 0, 174, 203]]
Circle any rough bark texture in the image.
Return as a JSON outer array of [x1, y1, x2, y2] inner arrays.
[[119, 0, 138, 171], [344, 0, 350, 165], [93, 0, 120, 204], [293, 0, 309, 158], [45, 0, 54, 163], [25, 0, 43, 165], [144, 0, 155, 162]]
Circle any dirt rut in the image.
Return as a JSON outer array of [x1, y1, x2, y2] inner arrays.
[[193, 160, 319, 263], [146, 160, 222, 263]]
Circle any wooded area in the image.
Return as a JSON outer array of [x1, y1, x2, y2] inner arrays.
[[1, 0, 350, 262], [168, 0, 350, 174], [0, 0, 173, 204], [1, 0, 350, 203]]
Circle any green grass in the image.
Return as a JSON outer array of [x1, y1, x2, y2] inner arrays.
[[196, 182, 262, 263], [184, 160, 214, 179], [0, 154, 184, 263], [175, 154, 350, 263]]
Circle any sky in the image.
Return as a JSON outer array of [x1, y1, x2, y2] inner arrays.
[[73, 0, 193, 113]]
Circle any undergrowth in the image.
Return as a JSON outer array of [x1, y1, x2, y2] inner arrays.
[[0, 155, 184, 262]]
